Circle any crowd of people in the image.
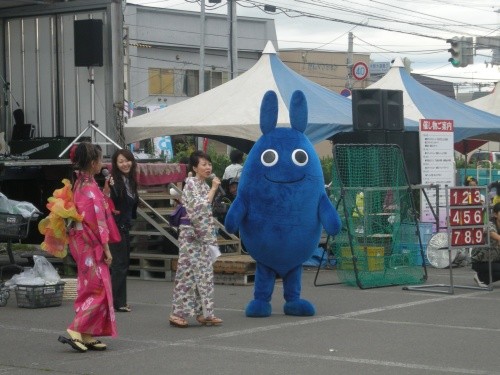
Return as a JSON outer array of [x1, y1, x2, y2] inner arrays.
[[57, 143, 235, 352]]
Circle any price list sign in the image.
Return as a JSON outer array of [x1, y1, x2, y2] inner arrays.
[[448, 188, 485, 247]]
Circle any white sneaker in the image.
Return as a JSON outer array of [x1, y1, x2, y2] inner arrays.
[[473, 273, 487, 288]]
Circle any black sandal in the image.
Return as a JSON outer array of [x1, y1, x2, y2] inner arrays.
[[84, 339, 107, 351], [115, 305, 132, 312], [58, 336, 88, 353]]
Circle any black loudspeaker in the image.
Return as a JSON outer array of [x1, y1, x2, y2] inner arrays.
[[384, 90, 404, 131], [352, 89, 384, 131], [74, 19, 103, 67], [352, 89, 404, 131]]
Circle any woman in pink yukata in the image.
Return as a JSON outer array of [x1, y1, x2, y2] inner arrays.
[[58, 142, 117, 353]]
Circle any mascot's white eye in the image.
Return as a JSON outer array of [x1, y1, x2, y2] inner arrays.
[[261, 149, 278, 167], [292, 149, 308, 166]]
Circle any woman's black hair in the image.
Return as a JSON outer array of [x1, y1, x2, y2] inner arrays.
[[188, 150, 211, 175], [111, 149, 138, 199], [72, 142, 102, 172], [229, 149, 244, 164], [489, 202, 500, 228]]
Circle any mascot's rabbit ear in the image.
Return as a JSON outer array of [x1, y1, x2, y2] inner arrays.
[[260, 90, 278, 135], [289, 90, 307, 133]]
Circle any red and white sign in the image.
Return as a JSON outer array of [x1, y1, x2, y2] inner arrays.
[[448, 187, 486, 247], [451, 228, 484, 246], [449, 208, 483, 226], [352, 62, 369, 80], [419, 119, 455, 228]]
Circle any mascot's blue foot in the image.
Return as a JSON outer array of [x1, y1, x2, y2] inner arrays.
[[245, 300, 272, 317], [284, 299, 316, 316]]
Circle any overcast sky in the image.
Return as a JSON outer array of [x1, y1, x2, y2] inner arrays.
[[128, 0, 500, 91]]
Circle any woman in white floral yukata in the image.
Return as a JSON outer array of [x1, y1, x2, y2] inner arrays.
[[169, 150, 223, 328]]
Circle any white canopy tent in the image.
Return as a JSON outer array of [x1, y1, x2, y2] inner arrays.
[[466, 81, 500, 116], [367, 58, 500, 143], [124, 42, 358, 152]]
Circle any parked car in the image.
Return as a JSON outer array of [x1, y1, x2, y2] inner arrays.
[[468, 151, 500, 165]]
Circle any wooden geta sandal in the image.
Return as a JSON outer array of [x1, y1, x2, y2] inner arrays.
[[169, 315, 188, 328], [196, 315, 223, 326]]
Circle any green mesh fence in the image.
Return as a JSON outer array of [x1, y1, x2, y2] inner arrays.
[[330, 144, 427, 288]]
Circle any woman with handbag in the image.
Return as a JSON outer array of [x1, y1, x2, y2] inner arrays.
[[169, 150, 223, 328], [103, 149, 138, 313], [58, 142, 117, 353]]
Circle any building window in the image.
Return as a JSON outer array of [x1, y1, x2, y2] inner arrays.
[[184, 70, 229, 97], [185, 70, 199, 97], [149, 68, 174, 95]]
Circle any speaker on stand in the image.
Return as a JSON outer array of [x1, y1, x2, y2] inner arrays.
[[352, 89, 404, 132], [383, 90, 404, 131], [59, 19, 122, 158], [351, 89, 384, 131], [346, 90, 420, 184], [74, 19, 104, 67]]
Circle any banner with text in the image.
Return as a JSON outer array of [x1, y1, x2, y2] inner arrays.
[[419, 119, 455, 230]]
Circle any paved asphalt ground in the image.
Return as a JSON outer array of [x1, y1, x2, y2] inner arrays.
[[1, 260, 499, 375]]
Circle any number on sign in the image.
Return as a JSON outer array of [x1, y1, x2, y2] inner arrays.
[[450, 188, 481, 206], [451, 228, 484, 246]]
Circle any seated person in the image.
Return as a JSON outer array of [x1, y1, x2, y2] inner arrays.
[[464, 176, 478, 186], [488, 181, 500, 206], [213, 177, 239, 223], [471, 203, 500, 287], [226, 177, 238, 202], [11, 108, 34, 141]]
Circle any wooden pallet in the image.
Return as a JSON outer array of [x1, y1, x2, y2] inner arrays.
[[171, 254, 255, 273], [128, 252, 176, 281], [213, 255, 255, 274], [214, 272, 255, 286]]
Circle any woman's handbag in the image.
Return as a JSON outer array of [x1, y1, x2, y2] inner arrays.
[[104, 196, 121, 243], [107, 214, 121, 243]]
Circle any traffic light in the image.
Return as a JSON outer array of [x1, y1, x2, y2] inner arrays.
[[447, 36, 474, 67], [461, 37, 474, 67], [447, 36, 462, 67]]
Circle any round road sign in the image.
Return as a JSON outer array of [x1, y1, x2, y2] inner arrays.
[[352, 61, 369, 80], [340, 88, 351, 97]]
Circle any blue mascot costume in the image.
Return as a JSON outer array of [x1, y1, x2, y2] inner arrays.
[[225, 90, 342, 317]]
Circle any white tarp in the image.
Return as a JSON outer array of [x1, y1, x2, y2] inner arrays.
[[124, 42, 354, 148], [466, 81, 500, 116], [368, 58, 500, 142]]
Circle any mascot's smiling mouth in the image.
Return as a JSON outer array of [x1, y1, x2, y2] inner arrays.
[[264, 175, 305, 184]]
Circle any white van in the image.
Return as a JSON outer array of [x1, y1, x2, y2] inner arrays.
[[468, 151, 500, 164]]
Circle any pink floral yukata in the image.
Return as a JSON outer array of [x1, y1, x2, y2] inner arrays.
[[171, 177, 218, 319], [68, 174, 117, 337]]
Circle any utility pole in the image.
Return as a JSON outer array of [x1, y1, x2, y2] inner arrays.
[[227, 0, 238, 79], [346, 32, 353, 90], [199, 0, 206, 94]]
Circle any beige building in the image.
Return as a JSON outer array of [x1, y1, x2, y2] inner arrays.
[[279, 50, 371, 94]]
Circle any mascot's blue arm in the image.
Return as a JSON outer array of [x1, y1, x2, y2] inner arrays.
[[224, 197, 246, 234], [319, 193, 342, 236]]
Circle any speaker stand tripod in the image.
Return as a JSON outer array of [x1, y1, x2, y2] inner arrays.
[[59, 67, 121, 158]]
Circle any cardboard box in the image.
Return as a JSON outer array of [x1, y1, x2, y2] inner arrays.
[[339, 246, 385, 271]]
